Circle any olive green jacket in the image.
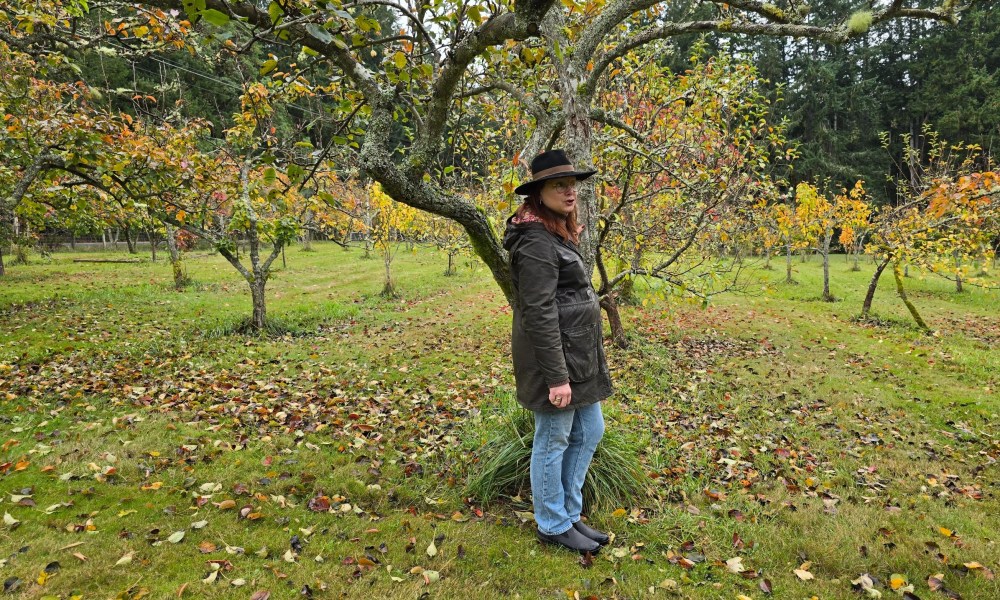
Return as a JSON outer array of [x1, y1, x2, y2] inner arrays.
[[503, 217, 613, 412]]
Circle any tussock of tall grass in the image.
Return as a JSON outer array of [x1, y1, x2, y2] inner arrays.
[[466, 396, 647, 513]]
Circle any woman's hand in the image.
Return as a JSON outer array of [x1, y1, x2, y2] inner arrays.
[[548, 383, 572, 409]]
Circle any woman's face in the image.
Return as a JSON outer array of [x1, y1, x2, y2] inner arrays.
[[539, 176, 578, 217]]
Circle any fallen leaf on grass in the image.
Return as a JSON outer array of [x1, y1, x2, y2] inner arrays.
[[426, 541, 438, 557], [3, 577, 21, 593], [115, 552, 134, 566], [307, 495, 331, 512], [168, 531, 185, 543], [421, 570, 440, 585], [45, 502, 72, 514], [960, 561, 994, 579], [794, 568, 814, 581], [514, 511, 535, 523], [759, 578, 773, 594], [928, 574, 963, 599], [250, 591, 270, 600], [725, 557, 746, 574]]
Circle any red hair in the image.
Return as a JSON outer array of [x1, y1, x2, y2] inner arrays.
[[517, 187, 581, 245]]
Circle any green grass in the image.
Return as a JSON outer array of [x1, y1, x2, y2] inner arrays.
[[0, 244, 997, 599]]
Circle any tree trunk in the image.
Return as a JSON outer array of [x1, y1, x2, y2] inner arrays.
[[861, 258, 890, 318], [282, 246, 286, 268], [763, 247, 772, 270], [599, 294, 629, 350], [382, 247, 395, 297], [0, 244, 5, 277], [70, 232, 76, 251], [124, 227, 137, 254], [302, 228, 313, 251], [821, 234, 834, 302], [164, 223, 187, 290], [851, 247, 861, 272], [250, 278, 267, 331], [149, 229, 157, 262], [953, 251, 963, 292], [102, 229, 108, 250], [446, 252, 455, 276], [785, 243, 795, 284], [892, 262, 929, 331]]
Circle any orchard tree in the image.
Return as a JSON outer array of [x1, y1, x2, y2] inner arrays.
[[772, 197, 809, 285], [794, 180, 869, 302], [589, 48, 790, 344], [862, 127, 1000, 327], [839, 185, 875, 272], [0, 42, 109, 274], [427, 212, 472, 277], [368, 181, 420, 297]]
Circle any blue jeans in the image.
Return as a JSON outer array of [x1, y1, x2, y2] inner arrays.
[[530, 403, 605, 535]]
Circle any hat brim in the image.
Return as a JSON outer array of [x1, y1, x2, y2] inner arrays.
[[514, 169, 597, 196]]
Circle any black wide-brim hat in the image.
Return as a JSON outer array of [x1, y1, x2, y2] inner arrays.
[[514, 149, 597, 196]]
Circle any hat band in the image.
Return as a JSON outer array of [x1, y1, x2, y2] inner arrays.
[[531, 164, 576, 181]]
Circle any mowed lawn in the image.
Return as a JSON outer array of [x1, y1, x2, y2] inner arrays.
[[0, 244, 997, 600]]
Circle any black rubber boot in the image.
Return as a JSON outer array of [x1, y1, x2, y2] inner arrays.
[[573, 520, 610, 545], [537, 527, 601, 554]]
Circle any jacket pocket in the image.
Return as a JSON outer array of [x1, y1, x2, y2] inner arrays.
[[561, 324, 599, 382]]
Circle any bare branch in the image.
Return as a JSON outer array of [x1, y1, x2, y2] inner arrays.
[[351, 0, 438, 57]]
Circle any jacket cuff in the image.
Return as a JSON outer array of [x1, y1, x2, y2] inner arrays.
[[547, 379, 570, 388]]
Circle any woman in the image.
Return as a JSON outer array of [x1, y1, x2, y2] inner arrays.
[[502, 149, 614, 554]]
